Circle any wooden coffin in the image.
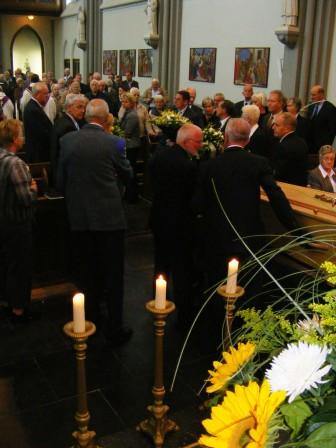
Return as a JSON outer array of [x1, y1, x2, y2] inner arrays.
[[260, 182, 336, 268]]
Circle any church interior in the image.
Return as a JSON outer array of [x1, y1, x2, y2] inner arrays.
[[1, 1, 336, 447]]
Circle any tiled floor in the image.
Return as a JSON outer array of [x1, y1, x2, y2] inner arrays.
[[0, 200, 216, 448]]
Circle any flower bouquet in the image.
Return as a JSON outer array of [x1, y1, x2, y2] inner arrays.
[[150, 109, 190, 142], [110, 120, 125, 138], [198, 125, 224, 160], [198, 264, 336, 448]]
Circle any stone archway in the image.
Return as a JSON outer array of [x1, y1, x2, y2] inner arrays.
[[11, 25, 44, 76]]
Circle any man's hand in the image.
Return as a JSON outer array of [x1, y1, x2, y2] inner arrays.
[[30, 179, 38, 193]]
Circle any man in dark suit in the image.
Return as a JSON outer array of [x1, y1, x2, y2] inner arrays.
[[215, 100, 235, 133], [74, 73, 89, 94], [308, 145, 336, 192], [57, 99, 133, 344], [174, 90, 204, 128], [193, 118, 299, 292], [306, 85, 336, 153], [23, 82, 53, 162], [234, 83, 254, 117], [122, 71, 139, 90], [149, 123, 203, 326], [49, 93, 86, 189], [186, 87, 205, 128], [272, 112, 308, 186]]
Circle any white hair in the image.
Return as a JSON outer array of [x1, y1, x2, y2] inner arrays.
[[242, 105, 260, 125]]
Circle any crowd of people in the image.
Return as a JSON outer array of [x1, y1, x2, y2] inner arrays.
[[0, 66, 336, 340]]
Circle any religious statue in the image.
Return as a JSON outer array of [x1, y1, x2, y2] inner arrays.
[[146, 0, 158, 36], [282, 0, 298, 27], [144, 0, 159, 48], [77, 6, 86, 49]]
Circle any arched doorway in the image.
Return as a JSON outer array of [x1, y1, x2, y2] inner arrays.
[[11, 26, 44, 77]]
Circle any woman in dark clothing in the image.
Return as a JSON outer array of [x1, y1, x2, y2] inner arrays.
[[119, 92, 141, 202]]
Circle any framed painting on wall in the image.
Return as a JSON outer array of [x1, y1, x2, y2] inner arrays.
[[119, 49, 136, 75], [189, 48, 217, 83], [103, 50, 118, 75], [234, 47, 270, 87], [138, 49, 153, 77]]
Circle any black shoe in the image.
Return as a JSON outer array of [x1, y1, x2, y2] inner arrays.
[[10, 310, 41, 325], [104, 326, 133, 346]]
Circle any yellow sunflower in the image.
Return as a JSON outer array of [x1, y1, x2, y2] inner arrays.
[[206, 342, 256, 393], [200, 380, 286, 448]]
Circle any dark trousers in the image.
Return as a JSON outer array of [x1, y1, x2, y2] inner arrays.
[[71, 230, 125, 329], [153, 230, 194, 323], [126, 147, 140, 202], [0, 222, 32, 309]]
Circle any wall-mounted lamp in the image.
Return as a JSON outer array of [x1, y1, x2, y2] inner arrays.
[[27, 15, 34, 21]]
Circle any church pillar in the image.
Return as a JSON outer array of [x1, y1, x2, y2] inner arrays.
[[281, 0, 336, 102], [155, 0, 183, 100], [85, 0, 102, 76]]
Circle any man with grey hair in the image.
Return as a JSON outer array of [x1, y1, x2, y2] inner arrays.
[[49, 93, 86, 188], [149, 123, 203, 327], [142, 78, 167, 111], [57, 99, 133, 345], [23, 81, 52, 162], [308, 145, 336, 192], [272, 111, 308, 186], [193, 118, 299, 303]]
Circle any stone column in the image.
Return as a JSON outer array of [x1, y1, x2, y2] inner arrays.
[[280, 0, 336, 102], [156, 0, 183, 101], [85, 0, 103, 76]]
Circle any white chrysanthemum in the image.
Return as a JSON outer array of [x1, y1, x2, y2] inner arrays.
[[265, 342, 331, 403]]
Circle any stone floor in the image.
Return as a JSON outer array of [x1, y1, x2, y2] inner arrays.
[[0, 200, 216, 448]]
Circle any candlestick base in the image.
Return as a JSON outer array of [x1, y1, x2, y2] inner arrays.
[[137, 300, 178, 447], [216, 284, 245, 349], [63, 321, 101, 448]]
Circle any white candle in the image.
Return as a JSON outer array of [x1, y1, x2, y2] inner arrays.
[[155, 275, 167, 309], [73, 293, 85, 333], [226, 258, 239, 294]]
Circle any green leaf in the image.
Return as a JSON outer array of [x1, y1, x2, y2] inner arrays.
[[303, 422, 336, 447], [305, 412, 336, 435], [280, 399, 313, 438]]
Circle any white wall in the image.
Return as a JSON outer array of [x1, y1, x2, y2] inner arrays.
[[54, 0, 85, 80], [179, 0, 284, 104], [102, 1, 152, 92]]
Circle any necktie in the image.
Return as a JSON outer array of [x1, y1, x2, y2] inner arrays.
[[312, 103, 320, 117]]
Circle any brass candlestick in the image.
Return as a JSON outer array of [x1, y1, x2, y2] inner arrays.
[[63, 321, 101, 448], [216, 284, 245, 349], [137, 300, 179, 447]]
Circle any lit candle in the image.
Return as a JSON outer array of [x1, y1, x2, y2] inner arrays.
[[155, 275, 167, 309], [226, 258, 239, 293], [73, 293, 85, 333]]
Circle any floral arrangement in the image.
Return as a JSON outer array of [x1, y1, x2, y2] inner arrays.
[[198, 125, 224, 160], [321, 261, 336, 286], [199, 263, 336, 448], [110, 120, 125, 138], [150, 109, 190, 129]]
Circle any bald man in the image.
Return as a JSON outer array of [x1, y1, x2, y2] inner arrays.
[[307, 85, 336, 153], [193, 118, 298, 289], [149, 124, 203, 326]]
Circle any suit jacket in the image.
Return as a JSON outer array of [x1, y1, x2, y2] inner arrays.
[[50, 113, 80, 187], [179, 106, 204, 128], [245, 126, 269, 158], [121, 80, 139, 90], [23, 98, 53, 162], [233, 100, 251, 117], [119, 109, 141, 149], [272, 132, 308, 186], [57, 124, 132, 231], [307, 166, 336, 192], [149, 144, 198, 238], [306, 100, 336, 153], [193, 147, 298, 258]]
